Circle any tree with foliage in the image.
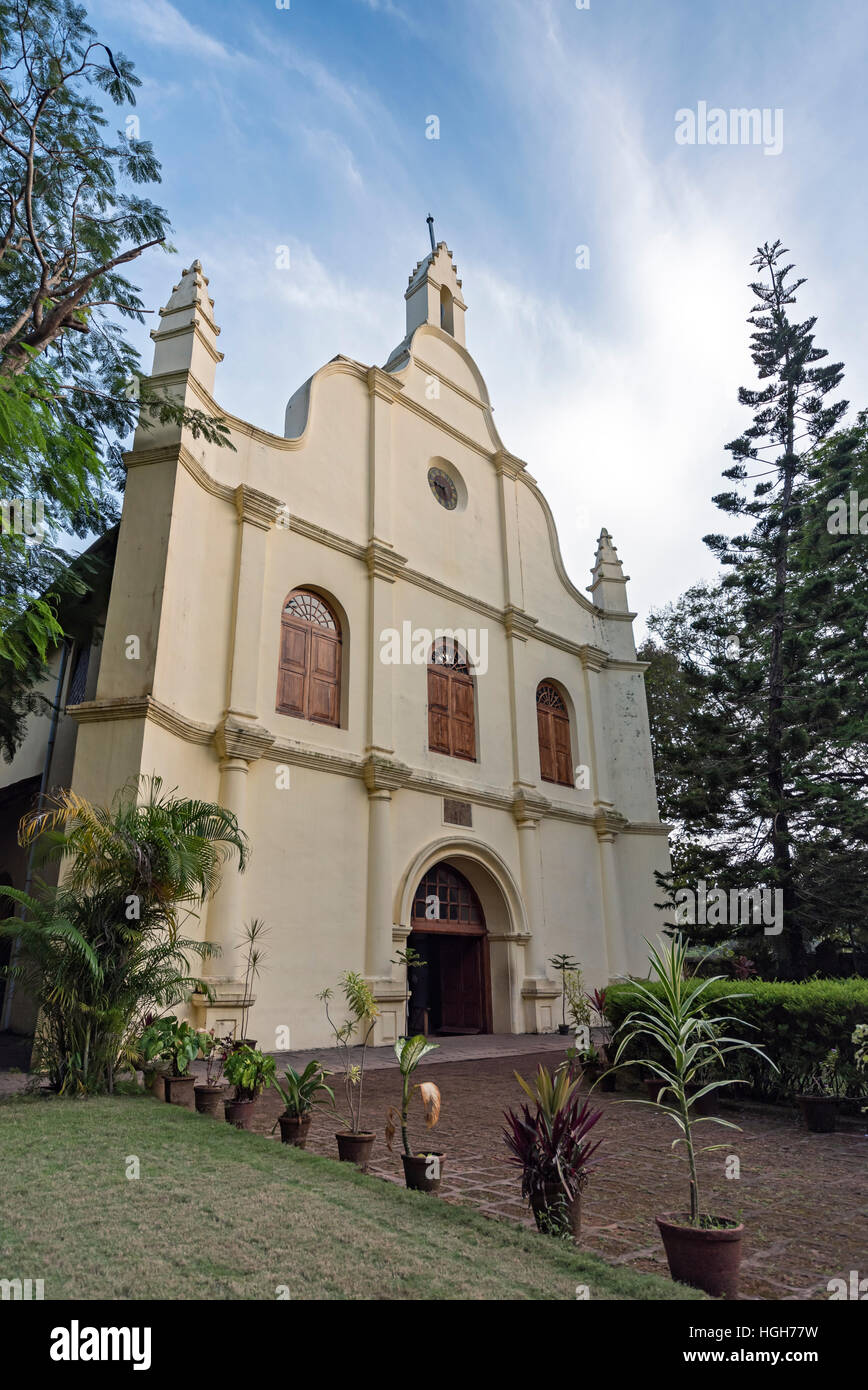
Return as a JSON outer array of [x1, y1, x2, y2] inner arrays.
[[0, 776, 248, 1093], [641, 244, 867, 976], [0, 0, 231, 755]]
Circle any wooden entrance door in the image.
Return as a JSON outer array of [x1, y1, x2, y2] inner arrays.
[[439, 935, 484, 1033], [410, 863, 491, 1035]]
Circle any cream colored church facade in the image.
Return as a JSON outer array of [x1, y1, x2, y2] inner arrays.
[[5, 240, 671, 1050]]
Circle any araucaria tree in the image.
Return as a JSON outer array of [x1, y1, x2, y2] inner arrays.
[[645, 241, 867, 976], [0, 0, 230, 754]]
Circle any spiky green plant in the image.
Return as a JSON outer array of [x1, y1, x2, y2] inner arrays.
[[609, 934, 776, 1226]]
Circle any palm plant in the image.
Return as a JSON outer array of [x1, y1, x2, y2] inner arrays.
[[385, 1035, 441, 1157], [0, 776, 248, 1094], [609, 934, 776, 1227]]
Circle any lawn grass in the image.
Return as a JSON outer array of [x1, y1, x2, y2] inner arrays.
[[0, 1093, 704, 1300]]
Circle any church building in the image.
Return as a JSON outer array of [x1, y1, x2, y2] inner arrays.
[[1, 235, 669, 1049]]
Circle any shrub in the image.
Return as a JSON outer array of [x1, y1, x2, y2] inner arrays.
[[606, 975, 868, 1104]]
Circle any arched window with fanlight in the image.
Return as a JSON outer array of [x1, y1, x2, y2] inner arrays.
[[427, 637, 476, 761], [536, 680, 573, 786], [276, 589, 342, 727]]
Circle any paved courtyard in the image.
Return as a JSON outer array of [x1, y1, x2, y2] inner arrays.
[[250, 1040, 866, 1301]]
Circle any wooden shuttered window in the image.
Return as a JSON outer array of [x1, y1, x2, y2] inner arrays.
[[536, 681, 573, 786], [276, 590, 341, 727], [427, 640, 476, 762]]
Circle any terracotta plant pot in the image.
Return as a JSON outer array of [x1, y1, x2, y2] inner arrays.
[[530, 1183, 582, 1240], [656, 1214, 744, 1299], [143, 1065, 168, 1100], [163, 1074, 196, 1109], [584, 1063, 616, 1093], [226, 1097, 258, 1130], [401, 1152, 445, 1194], [278, 1114, 312, 1148], [335, 1131, 375, 1169], [194, 1084, 227, 1117], [797, 1095, 839, 1133]]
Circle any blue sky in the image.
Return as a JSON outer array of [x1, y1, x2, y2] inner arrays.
[[88, 0, 868, 629]]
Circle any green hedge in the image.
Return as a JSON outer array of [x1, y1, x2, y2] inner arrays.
[[605, 977, 868, 1104]]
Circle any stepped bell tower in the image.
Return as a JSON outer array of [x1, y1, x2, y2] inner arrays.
[[404, 237, 468, 345]]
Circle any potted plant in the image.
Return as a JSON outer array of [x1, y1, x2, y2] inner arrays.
[[233, 917, 268, 1049], [194, 1031, 231, 1116], [223, 1044, 276, 1129], [610, 934, 775, 1299], [318, 972, 379, 1168], [549, 953, 580, 1034], [585, 986, 615, 1090], [140, 1015, 204, 1108], [576, 1043, 615, 1092], [795, 1048, 846, 1132], [392, 943, 426, 1035], [385, 1035, 443, 1192], [136, 1013, 171, 1098], [271, 1061, 334, 1147], [502, 1063, 602, 1239]]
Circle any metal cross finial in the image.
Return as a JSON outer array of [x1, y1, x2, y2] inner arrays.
[[426, 214, 436, 252]]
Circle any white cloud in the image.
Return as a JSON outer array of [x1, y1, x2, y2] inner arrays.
[[95, 0, 236, 63]]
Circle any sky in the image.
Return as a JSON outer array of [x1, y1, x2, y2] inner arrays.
[[87, 0, 868, 634]]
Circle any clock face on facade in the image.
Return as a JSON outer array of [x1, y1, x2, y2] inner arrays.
[[428, 466, 458, 510]]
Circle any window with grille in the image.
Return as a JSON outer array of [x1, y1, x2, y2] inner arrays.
[[427, 639, 475, 761], [66, 646, 90, 706], [411, 863, 483, 927], [536, 680, 573, 786], [276, 589, 342, 727]]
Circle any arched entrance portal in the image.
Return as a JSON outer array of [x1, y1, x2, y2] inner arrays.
[[408, 862, 492, 1035]]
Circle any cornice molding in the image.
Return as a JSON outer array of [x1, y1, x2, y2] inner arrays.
[[580, 644, 609, 673], [493, 449, 528, 480], [363, 753, 412, 794], [503, 605, 539, 642], [512, 790, 551, 825], [67, 694, 215, 745], [215, 716, 275, 763], [365, 539, 408, 581], [235, 482, 283, 531], [70, 694, 661, 836], [149, 320, 224, 366], [366, 365, 404, 402]]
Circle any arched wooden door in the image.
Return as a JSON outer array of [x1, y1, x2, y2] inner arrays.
[[408, 863, 491, 1035]]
